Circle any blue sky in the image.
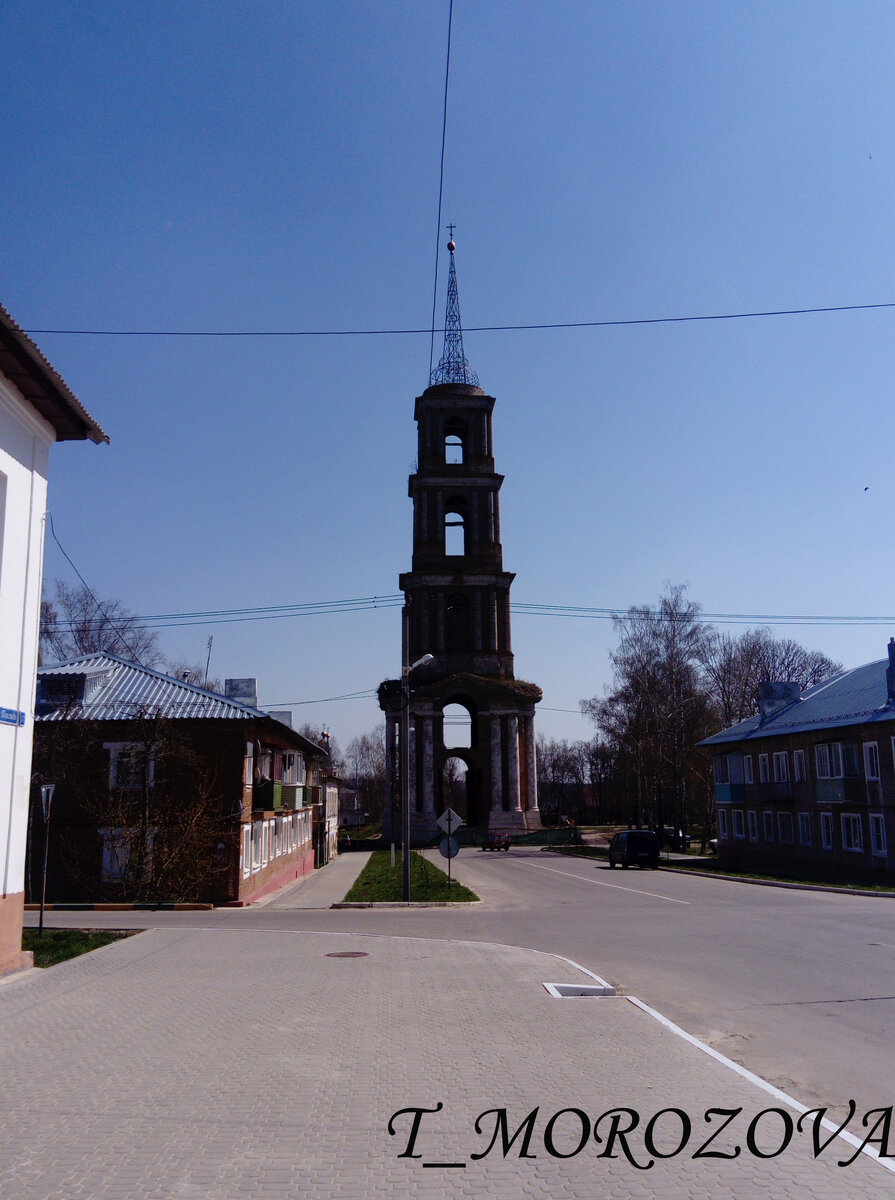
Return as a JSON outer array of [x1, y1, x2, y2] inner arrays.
[[6, 1, 895, 746]]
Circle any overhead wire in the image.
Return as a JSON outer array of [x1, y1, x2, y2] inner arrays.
[[22, 299, 895, 339]]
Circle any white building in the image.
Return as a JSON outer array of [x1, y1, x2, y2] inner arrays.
[[0, 304, 105, 973]]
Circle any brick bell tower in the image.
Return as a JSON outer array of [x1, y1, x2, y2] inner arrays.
[[380, 237, 542, 842]]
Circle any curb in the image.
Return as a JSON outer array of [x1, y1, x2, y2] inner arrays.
[[24, 902, 214, 911], [331, 900, 483, 908], [659, 865, 895, 898]]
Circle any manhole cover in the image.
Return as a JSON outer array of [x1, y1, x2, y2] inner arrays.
[[326, 951, 369, 958]]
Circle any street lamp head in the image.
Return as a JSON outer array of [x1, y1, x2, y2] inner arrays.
[[411, 653, 435, 670]]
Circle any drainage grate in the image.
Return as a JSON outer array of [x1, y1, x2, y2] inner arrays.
[[543, 982, 615, 998], [326, 951, 369, 958]]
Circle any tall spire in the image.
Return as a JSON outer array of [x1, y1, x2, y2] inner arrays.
[[429, 234, 479, 388]]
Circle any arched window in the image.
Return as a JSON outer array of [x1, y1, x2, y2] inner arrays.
[[442, 703, 472, 749], [444, 502, 466, 556], [446, 593, 472, 652], [444, 419, 466, 465]]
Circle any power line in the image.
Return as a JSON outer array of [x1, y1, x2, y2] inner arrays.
[[23, 300, 895, 339]]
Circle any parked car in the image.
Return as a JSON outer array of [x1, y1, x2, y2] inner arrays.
[[607, 829, 660, 869], [482, 832, 511, 851]]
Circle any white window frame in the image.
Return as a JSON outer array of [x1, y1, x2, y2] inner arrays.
[[717, 808, 729, 839], [820, 811, 834, 850], [869, 813, 887, 857], [104, 742, 155, 790], [242, 826, 251, 879], [772, 752, 789, 783], [747, 810, 758, 841], [731, 810, 745, 839], [777, 811, 794, 844], [762, 810, 774, 841], [758, 754, 769, 784], [864, 742, 880, 781], [798, 812, 811, 846], [713, 755, 730, 785], [841, 813, 863, 853], [743, 755, 753, 784], [793, 749, 806, 783]]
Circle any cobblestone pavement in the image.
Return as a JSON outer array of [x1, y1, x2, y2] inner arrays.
[[0, 927, 890, 1199]]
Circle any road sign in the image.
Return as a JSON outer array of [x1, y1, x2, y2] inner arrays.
[[436, 808, 464, 834], [438, 836, 460, 859]]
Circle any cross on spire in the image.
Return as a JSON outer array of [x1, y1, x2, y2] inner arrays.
[[429, 234, 479, 388]]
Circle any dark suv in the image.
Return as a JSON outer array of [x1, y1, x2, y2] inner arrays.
[[607, 830, 660, 870]]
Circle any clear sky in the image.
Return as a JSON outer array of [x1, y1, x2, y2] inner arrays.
[[5, 1, 895, 747]]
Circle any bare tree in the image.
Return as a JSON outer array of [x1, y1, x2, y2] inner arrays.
[[344, 725, 388, 824], [699, 628, 841, 726], [40, 580, 161, 667], [166, 660, 223, 693]]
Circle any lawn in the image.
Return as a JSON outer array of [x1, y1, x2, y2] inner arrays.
[[344, 850, 478, 903], [22, 929, 137, 968]]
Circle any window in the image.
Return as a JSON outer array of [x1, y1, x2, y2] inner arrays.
[[747, 810, 758, 841], [446, 593, 472, 653], [762, 811, 774, 841], [105, 742, 154, 790], [815, 742, 843, 779], [713, 755, 729, 785], [772, 752, 789, 783], [743, 755, 753, 784], [793, 750, 806, 783], [798, 812, 811, 846], [732, 810, 745, 839], [759, 754, 769, 783], [870, 813, 887, 857], [820, 812, 834, 850], [841, 813, 863, 852], [242, 826, 251, 879], [252, 822, 262, 871], [100, 827, 155, 882], [777, 812, 794, 844], [717, 808, 729, 838], [445, 433, 464, 464], [864, 742, 880, 781], [444, 507, 466, 556]]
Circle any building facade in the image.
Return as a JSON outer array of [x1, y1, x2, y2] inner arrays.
[[0, 304, 106, 973], [31, 656, 328, 905], [379, 240, 541, 841], [701, 646, 895, 879]]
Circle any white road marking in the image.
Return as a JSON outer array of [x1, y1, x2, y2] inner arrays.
[[628, 995, 895, 1175], [516, 859, 690, 904]]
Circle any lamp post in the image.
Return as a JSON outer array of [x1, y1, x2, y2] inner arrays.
[[38, 784, 55, 938], [400, 605, 433, 901]]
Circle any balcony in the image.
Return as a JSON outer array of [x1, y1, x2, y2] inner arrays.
[[816, 778, 864, 805], [714, 783, 746, 804]]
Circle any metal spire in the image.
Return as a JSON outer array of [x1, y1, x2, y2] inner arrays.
[[429, 233, 479, 387]]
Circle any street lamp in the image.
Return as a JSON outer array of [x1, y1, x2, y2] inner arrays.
[[400, 604, 433, 901]]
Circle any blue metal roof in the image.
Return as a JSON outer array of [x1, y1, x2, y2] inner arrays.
[[35, 655, 323, 755], [700, 658, 895, 746]]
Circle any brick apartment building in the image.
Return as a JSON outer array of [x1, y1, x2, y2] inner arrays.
[[701, 641, 895, 879]]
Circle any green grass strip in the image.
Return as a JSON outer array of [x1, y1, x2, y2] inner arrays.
[[22, 929, 137, 968], [344, 850, 477, 903]]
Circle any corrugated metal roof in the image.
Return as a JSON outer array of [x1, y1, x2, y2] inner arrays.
[[700, 658, 895, 745], [36, 655, 323, 755], [0, 302, 108, 443]]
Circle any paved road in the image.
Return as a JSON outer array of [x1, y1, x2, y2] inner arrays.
[[3, 921, 891, 1198], [27, 846, 895, 1121]]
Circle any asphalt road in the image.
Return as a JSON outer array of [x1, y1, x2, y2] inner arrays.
[[27, 846, 895, 1119]]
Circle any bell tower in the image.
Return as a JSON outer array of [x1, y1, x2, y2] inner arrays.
[[380, 238, 542, 840]]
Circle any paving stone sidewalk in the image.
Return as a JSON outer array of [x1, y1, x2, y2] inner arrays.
[[0, 927, 889, 1199]]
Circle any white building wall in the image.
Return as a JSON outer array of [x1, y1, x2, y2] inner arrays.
[[0, 375, 54, 970]]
